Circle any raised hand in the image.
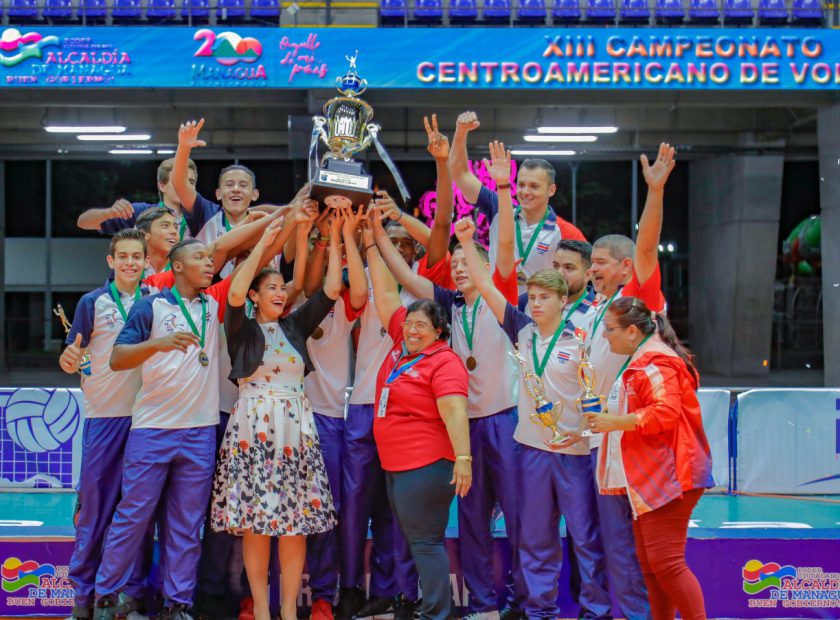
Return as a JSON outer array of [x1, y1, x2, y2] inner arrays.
[[342, 204, 366, 238], [456, 111, 480, 133], [373, 190, 402, 222], [453, 217, 476, 243], [640, 142, 676, 192], [361, 217, 375, 248], [260, 217, 286, 247], [109, 198, 134, 220], [314, 208, 332, 238], [295, 199, 319, 235], [328, 208, 344, 240], [178, 119, 207, 149], [424, 114, 450, 161], [483, 140, 512, 185], [156, 331, 200, 353], [242, 210, 269, 226], [59, 333, 84, 374]]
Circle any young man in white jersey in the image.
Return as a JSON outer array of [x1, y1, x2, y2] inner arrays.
[[449, 111, 586, 292], [457, 217, 612, 620], [580, 144, 675, 620], [303, 206, 368, 620], [77, 158, 200, 241], [60, 229, 153, 620]]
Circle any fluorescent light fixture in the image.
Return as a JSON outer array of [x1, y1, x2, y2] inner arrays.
[[78, 133, 151, 141], [109, 149, 154, 155], [524, 135, 597, 143], [45, 125, 126, 134], [511, 149, 576, 157], [156, 149, 175, 155], [537, 126, 618, 134]]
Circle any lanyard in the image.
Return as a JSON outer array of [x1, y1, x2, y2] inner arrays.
[[222, 211, 232, 233], [108, 282, 141, 321], [460, 296, 481, 352], [515, 206, 550, 265], [171, 287, 207, 348], [614, 333, 654, 384], [386, 352, 426, 385], [592, 289, 621, 337], [530, 295, 584, 377], [158, 200, 187, 241]]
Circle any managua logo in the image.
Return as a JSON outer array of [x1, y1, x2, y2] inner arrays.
[[0, 28, 59, 68], [194, 29, 262, 66], [743, 560, 797, 594], [1, 558, 56, 593]]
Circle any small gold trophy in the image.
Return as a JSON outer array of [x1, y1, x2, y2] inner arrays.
[[575, 330, 604, 437], [54, 304, 91, 376], [509, 348, 569, 446]]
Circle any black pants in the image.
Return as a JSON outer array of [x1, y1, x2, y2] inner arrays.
[[386, 459, 455, 620]]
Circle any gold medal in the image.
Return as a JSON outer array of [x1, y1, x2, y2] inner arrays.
[[199, 350, 210, 367], [466, 356, 477, 371], [312, 327, 324, 340]]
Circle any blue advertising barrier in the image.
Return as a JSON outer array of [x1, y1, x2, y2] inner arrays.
[[3, 26, 840, 89]]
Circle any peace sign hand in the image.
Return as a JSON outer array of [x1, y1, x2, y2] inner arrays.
[[424, 114, 450, 161]]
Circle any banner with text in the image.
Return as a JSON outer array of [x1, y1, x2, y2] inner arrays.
[[3, 26, 840, 89]]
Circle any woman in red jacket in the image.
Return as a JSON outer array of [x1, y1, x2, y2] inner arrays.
[[585, 296, 713, 620]]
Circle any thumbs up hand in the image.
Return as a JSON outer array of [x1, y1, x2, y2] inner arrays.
[[59, 334, 84, 374]]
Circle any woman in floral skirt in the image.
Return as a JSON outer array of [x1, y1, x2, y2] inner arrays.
[[211, 210, 343, 620]]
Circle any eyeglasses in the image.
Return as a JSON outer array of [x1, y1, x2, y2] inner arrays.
[[401, 320, 431, 332]]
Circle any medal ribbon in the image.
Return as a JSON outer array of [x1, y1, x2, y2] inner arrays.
[[460, 296, 481, 353], [222, 212, 232, 233], [614, 333, 654, 384], [171, 287, 207, 349], [108, 282, 141, 322], [592, 289, 621, 337], [530, 295, 585, 378], [515, 206, 551, 265], [386, 351, 426, 385]]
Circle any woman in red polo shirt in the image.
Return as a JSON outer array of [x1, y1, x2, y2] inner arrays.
[[361, 219, 471, 620]]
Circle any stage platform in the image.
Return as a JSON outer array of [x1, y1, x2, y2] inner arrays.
[[2, 492, 839, 619]]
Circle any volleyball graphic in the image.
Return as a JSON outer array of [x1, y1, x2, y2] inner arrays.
[[3, 388, 80, 453]]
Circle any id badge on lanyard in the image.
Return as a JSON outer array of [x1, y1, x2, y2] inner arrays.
[[377, 388, 390, 418]]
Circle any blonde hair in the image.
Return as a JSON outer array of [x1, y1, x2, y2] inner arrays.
[[157, 158, 197, 185], [526, 269, 568, 299]]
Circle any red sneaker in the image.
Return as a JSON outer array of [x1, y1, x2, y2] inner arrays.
[[239, 597, 255, 620], [310, 599, 335, 620]]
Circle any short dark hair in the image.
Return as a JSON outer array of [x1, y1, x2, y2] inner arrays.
[[452, 243, 490, 264], [405, 299, 451, 341], [136, 206, 175, 233], [219, 164, 257, 188], [109, 228, 147, 257], [557, 239, 592, 267], [168, 238, 206, 265], [520, 158, 556, 185]]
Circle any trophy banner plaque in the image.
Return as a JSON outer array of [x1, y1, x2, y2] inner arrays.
[[509, 348, 570, 446], [309, 51, 409, 212], [575, 330, 605, 437]]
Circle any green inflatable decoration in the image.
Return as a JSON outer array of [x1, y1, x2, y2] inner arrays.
[[782, 215, 821, 275]]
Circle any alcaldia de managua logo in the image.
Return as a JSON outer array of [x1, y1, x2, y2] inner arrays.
[[0, 28, 59, 67], [743, 559, 840, 611]]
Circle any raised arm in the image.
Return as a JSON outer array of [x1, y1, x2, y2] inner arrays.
[[485, 140, 515, 278], [76, 199, 135, 231], [362, 219, 402, 330], [211, 209, 289, 271], [454, 217, 507, 325], [342, 205, 369, 311], [449, 111, 483, 204], [375, 191, 432, 248], [371, 207, 434, 300], [635, 143, 675, 286], [174, 119, 206, 212], [304, 210, 332, 297], [228, 218, 289, 308], [424, 114, 453, 267], [323, 212, 343, 301]]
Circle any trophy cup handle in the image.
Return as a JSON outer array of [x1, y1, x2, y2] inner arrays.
[[313, 116, 330, 148]]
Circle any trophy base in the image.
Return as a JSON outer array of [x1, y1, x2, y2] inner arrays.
[[310, 158, 374, 212]]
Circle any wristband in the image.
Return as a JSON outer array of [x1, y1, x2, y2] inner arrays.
[[455, 455, 473, 462], [315, 240, 328, 250], [397, 211, 404, 221], [364, 244, 377, 253], [318, 235, 331, 243], [497, 183, 511, 190]]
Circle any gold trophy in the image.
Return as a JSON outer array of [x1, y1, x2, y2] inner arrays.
[[575, 331, 604, 437], [509, 348, 569, 446], [308, 51, 409, 211], [54, 304, 91, 376]]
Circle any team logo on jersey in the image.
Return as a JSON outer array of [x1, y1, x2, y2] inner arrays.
[[162, 313, 179, 333], [103, 307, 121, 329], [535, 241, 551, 254], [556, 351, 571, 364]]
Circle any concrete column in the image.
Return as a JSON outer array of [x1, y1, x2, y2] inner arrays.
[[689, 149, 783, 377], [817, 106, 840, 387]]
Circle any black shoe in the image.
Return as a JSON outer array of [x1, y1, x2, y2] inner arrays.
[[68, 605, 92, 619], [92, 599, 117, 620], [159, 603, 194, 620], [192, 592, 230, 620], [335, 587, 365, 620], [356, 596, 394, 619], [498, 608, 525, 620], [392, 595, 418, 620]]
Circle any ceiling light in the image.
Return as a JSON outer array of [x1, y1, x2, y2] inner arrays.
[[524, 135, 597, 143], [78, 133, 151, 141], [109, 149, 154, 155], [511, 150, 576, 157], [45, 125, 126, 133], [537, 126, 618, 134], [156, 149, 175, 155]]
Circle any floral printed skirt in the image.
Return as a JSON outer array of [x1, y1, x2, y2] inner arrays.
[[210, 387, 337, 536]]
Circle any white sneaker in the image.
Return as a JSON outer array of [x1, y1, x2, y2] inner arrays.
[[462, 611, 501, 620]]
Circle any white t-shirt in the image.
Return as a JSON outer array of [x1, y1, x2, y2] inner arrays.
[[66, 284, 146, 418], [500, 293, 597, 455], [115, 282, 228, 429], [305, 295, 356, 418], [218, 323, 238, 415]]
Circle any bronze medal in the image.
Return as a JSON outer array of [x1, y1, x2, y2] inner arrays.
[[466, 356, 477, 371], [312, 327, 324, 340], [198, 350, 210, 367]]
